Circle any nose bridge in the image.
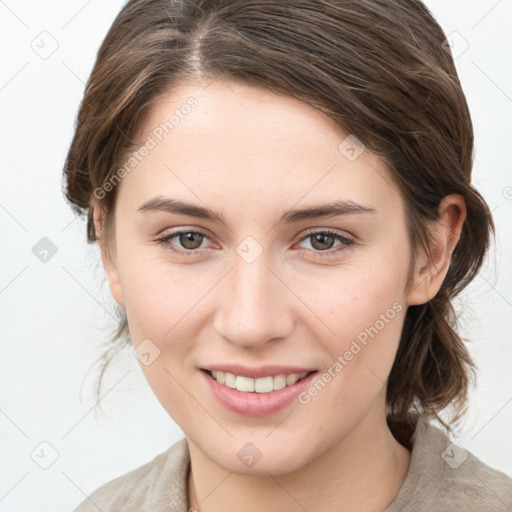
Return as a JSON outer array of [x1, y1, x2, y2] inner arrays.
[[213, 249, 292, 349]]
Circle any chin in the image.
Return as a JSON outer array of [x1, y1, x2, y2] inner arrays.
[[196, 435, 315, 477]]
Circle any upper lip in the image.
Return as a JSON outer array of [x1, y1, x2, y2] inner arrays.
[[202, 364, 316, 379]]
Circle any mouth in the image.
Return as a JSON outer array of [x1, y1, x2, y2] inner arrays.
[[200, 366, 318, 417], [204, 369, 313, 393]]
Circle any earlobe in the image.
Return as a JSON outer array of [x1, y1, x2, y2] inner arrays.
[[407, 194, 466, 306], [92, 203, 126, 308]]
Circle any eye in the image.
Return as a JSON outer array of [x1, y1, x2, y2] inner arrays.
[[156, 229, 212, 257], [156, 228, 355, 258], [295, 229, 354, 255]]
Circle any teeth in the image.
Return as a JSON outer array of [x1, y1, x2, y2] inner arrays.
[[210, 370, 310, 393], [273, 375, 287, 390], [286, 373, 299, 386], [225, 372, 236, 389], [235, 375, 255, 392], [255, 376, 274, 393]]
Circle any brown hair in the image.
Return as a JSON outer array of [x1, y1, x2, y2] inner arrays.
[[63, 0, 494, 429]]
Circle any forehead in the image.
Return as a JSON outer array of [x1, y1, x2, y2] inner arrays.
[[118, 79, 403, 218]]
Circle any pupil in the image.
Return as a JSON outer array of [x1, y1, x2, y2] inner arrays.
[[181, 232, 202, 249], [312, 233, 333, 250]]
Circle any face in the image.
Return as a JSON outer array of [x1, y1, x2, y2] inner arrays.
[[97, 79, 435, 475]]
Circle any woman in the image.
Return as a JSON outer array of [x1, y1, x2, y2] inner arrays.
[[63, 0, 512, 510]]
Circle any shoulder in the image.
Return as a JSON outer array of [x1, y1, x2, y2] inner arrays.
[[72, 438, 190, 512], [388, 416, 512, 512], [439, 440, 512, 510]]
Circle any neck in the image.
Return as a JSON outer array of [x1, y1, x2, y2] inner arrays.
[[187, 405, 411, 512]]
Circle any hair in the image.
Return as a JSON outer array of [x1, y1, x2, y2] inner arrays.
[[63, 0, 494, 430]]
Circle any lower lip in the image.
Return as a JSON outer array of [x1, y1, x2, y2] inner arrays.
[[201, 370, 317, 417]]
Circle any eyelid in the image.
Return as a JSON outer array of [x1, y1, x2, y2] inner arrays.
[[298, 227, 355, 241], [156, 226, 214, 243]]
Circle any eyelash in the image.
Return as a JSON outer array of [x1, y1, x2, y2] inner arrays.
[[155, 229, 355, 258]]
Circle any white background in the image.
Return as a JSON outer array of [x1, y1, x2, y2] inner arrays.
[[0, 1, 511, 510]]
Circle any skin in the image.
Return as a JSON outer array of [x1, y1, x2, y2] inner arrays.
[[93, 79, 465, 511]]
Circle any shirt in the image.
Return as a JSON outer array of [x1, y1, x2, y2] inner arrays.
[[72, 417, 512, 511]]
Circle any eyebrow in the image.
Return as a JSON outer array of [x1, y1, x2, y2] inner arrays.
[[137, 196, 377, 224]]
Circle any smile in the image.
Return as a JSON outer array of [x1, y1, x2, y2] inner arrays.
[[201, 367, 318, 417], [209, 370, 311, 393]]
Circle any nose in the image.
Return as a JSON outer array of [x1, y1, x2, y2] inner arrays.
[[212, 251, 294, 350]]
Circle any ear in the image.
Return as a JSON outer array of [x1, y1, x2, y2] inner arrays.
[[407, 194, 466, 306], [92, 202, 126, 308]]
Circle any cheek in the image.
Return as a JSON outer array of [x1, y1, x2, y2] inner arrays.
[[118, 254, 206, 422], [298, 250, 409, 398], [116, 249, 212, 405], [117, 246, 204, 339], [300, 249, 407, 341]]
